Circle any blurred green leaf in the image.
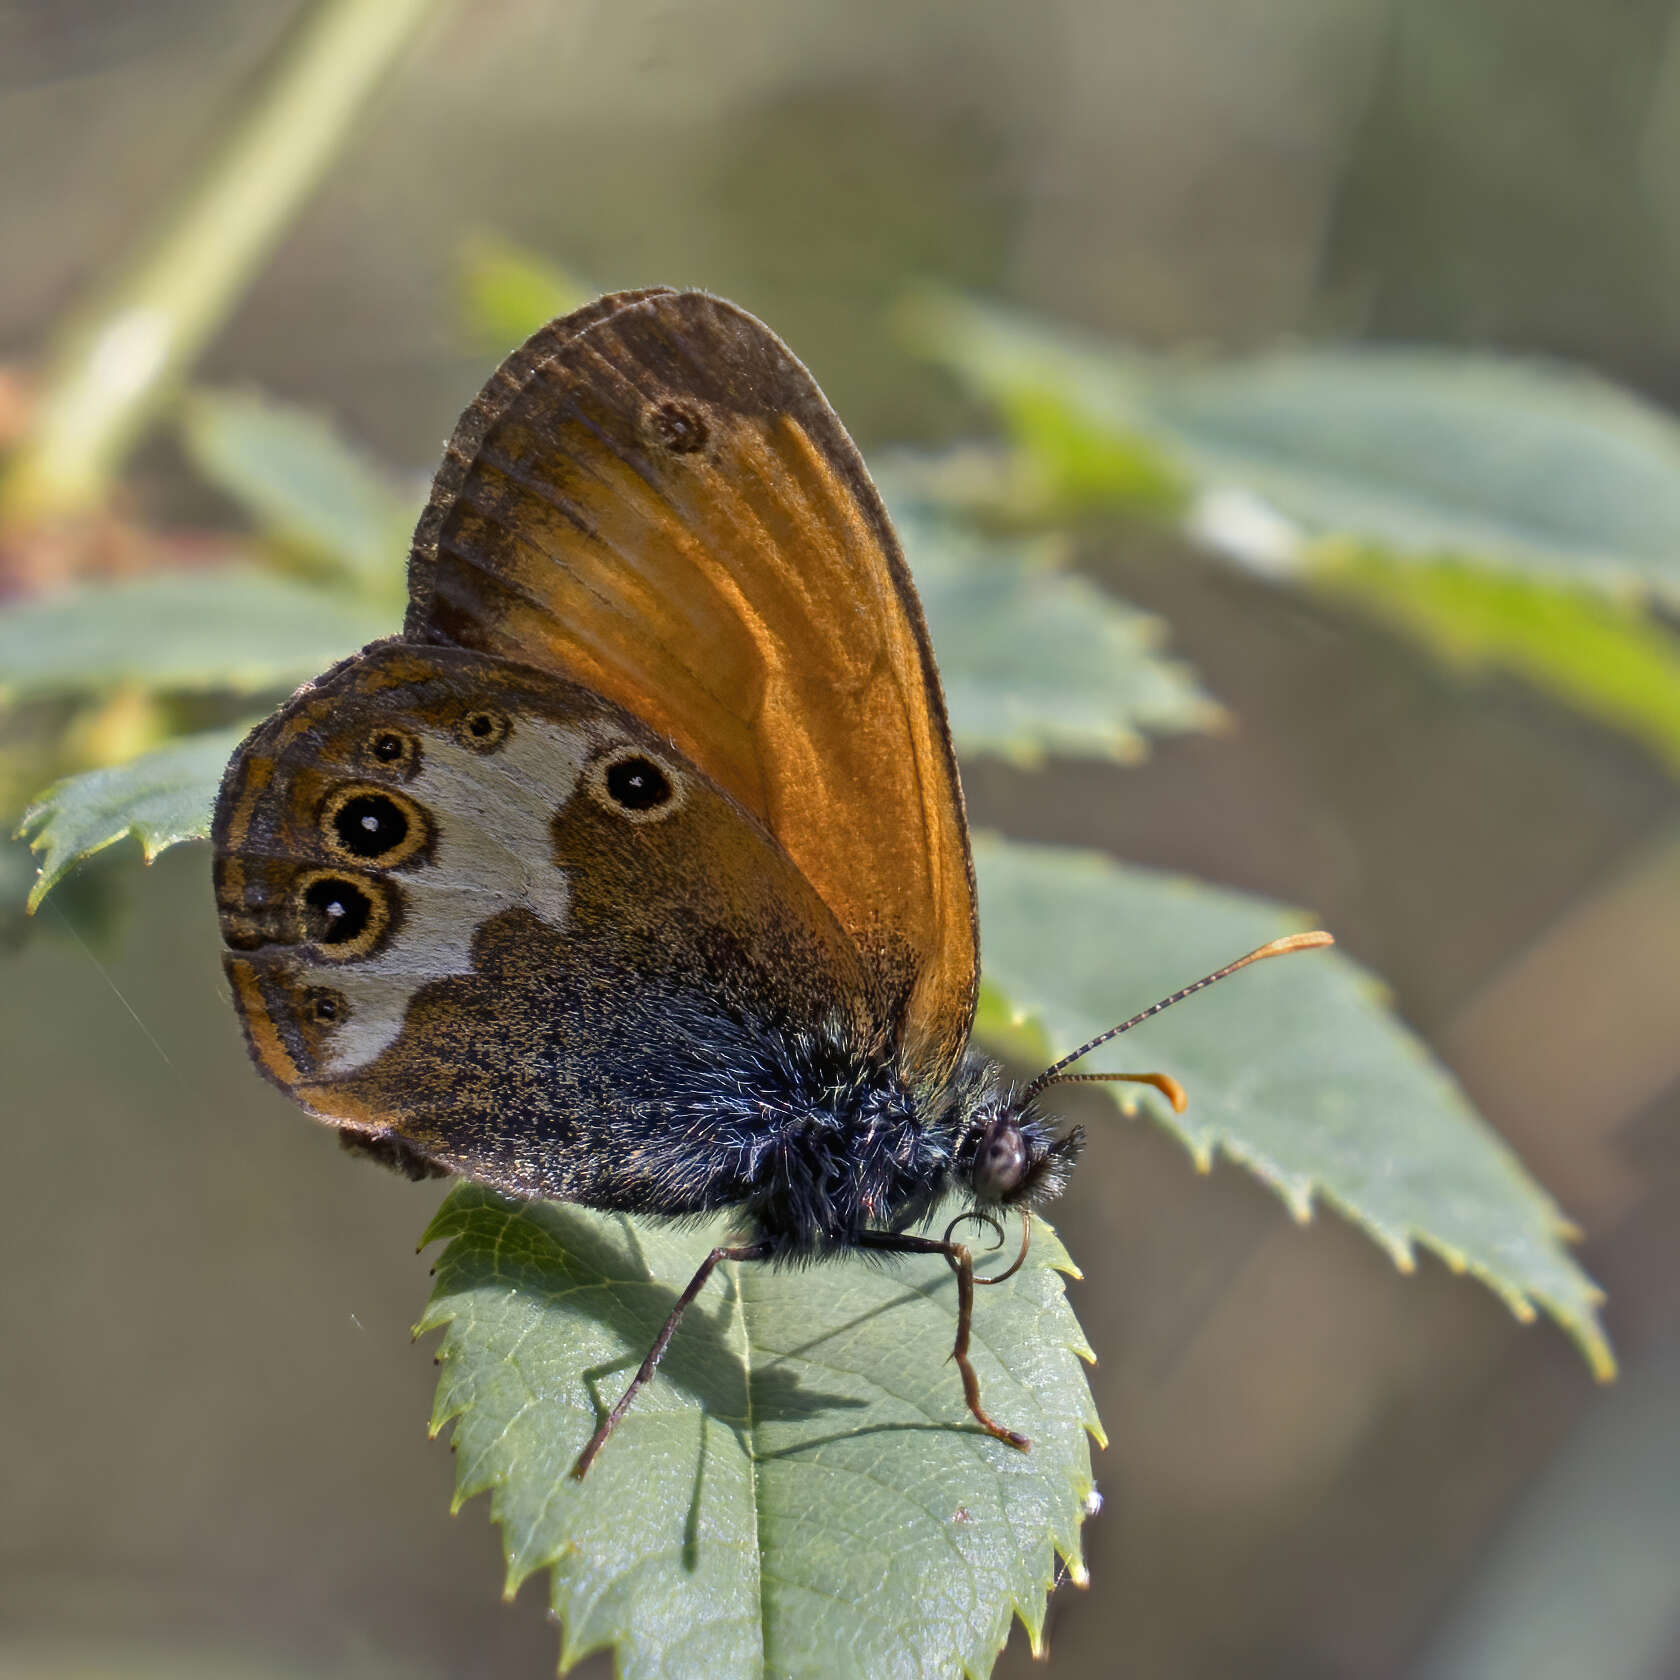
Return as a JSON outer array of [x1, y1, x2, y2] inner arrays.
[[971, 834, 1614, 1381], [1311, 549, 1680, 777], [0, 835, 45, 945], [0, 0, 449, 528], [906, 291, 1680, 776], [900, 503, 1220, 764], [17, 723, 252, 910], [897, 291, 1184, 514], [906, 291, 1680, 605], [181, 388, 412, 592], [1154, 350, 1680, 602], [0, 829, 126, 949], [0, 569, 389, 706], [420, 1188, 1099, 1680], [457, 233, 591, 351]]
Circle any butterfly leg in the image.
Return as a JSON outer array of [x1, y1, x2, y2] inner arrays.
[[573, 1238, 775, 1479], [857, 1231, 1031, 1452]]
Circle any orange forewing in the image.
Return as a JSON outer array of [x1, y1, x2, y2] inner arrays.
[[405, 290, 977, 1078]]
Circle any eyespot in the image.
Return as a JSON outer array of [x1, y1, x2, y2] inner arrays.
[[293, 870, 395, 960], [319, 784, 429, 868], [586, 748, 684, 823], [307, 987, 347, 1025], [647, 399, 709, 455], [971, 1118, 1029, 1201], [362, 728, 420, 777], [302, 877, 372, 944], [455, 709, 510, 752], [606, 756, 671, 810]]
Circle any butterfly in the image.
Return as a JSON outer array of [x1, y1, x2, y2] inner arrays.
[[212, 288, 1330, 1475]]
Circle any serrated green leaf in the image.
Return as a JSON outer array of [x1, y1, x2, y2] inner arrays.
[[419, 1190, 1100, 1680], [905, 291, 1680, 605], [17, 723, 250, 908], [180, 389, 411, 593], [1310, 547, 1680, 777], [1149, 349, 1680, 601], [0, 829, 123, 947], [0, 834, 45, 944], [971, 834, 1614, 1381], [900, 504, 1219, 765], [457, 232, 591, 352], [896, 291, 1184, 513], [0, 569, 389, 706]]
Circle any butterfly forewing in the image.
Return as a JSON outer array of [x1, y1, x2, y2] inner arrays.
[[405, 290, 977, 1078]]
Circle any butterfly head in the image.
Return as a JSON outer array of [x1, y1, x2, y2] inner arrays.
[[963, 1097, 1084, 1210], [956, 931, 1339, 1216]]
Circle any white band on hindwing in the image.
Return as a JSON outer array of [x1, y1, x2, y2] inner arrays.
[[300, 718, 590, 1075]]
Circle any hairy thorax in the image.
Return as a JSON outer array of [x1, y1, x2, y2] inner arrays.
[[736, 1085, 964, 1258], [610, 1019, 1004, 1259]]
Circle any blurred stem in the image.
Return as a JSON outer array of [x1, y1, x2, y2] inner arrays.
[[0, 0, 447, 527]]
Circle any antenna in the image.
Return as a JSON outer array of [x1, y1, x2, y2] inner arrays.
[[1017, 931, 1334, 1104]]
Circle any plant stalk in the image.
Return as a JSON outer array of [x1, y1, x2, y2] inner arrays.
[[0, 0, 446, 527]]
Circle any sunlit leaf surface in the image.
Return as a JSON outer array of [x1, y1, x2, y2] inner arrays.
[[1310, 548, 1680, 778], [902, 505, 1219, 764], [907, 291, 1680, 604], [421, 1191, 1100, 1680], [0, 569, 387, 705], [181, 388, 412, 592], [456, 233, 592, 352], [972, 835, 1613, 1380], [17, 724, 252, 909]]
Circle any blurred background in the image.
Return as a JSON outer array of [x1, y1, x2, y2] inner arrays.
[[2, 1, 1678, 1676]]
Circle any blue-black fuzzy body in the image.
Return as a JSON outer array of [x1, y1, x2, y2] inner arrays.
[[564, 1009, 1082, 1261], [582, 1016, 1006, 1261], [312, 860, 1088, 1236]]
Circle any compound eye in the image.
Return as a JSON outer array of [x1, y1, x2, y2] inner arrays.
[[972, 1119, 1028, 1200]]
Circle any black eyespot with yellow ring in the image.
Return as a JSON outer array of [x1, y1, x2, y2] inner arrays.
[[586, 746, 685, 824], [360, 726, 421, 779], [455, 708, 511, 752], [306, 986, 348, 1026], [646, 398, 709, 455], [318, 783, 430, 869], [292, 869, 398, 961]]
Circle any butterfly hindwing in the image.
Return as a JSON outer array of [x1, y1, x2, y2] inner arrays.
[[213, 640, 876, 1200], [405, 289, 977, 1079]]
